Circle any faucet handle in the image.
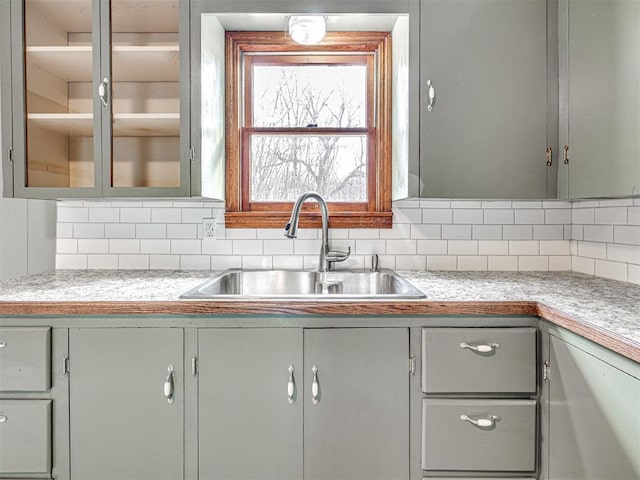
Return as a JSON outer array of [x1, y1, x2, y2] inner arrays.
[[326, 247, 351, 267]]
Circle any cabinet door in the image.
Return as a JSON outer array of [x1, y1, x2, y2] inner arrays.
[[549, 335, 640, 478], [420, 0, 549, 198], [69, 328, 183, 480], [10, 0, 102, 198], [101, 0, 190, 197], [198, 328, 303, 480], [304, 328, 409, 480]]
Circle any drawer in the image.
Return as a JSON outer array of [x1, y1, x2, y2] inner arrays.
[[422, 327, 536, 394], [0, 400, 52, 474], [422, 398, 536, 472], [0, 327, 51, 391]]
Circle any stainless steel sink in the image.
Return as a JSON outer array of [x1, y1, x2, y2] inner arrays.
[[180, 269, 426, 300]]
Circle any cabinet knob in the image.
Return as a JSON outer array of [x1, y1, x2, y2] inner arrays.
[[0, 415, 7, 423], [426, 80, 436, 111], [0, 340, 6, 348]]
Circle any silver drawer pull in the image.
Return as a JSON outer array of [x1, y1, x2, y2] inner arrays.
[[287, 365, 296, 404], [0, 415, 6, 423], [426, 79, 436, 111], [311, 365, 320, 405], [164, 365, 174, 404], [460, 342, 500, 353], [0, 340, 6, 348], [460, 414, 500, 428]]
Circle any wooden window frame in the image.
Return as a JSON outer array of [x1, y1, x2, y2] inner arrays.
[[225, 31, 392, 229]]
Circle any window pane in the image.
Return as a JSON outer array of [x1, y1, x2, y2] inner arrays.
[[250, 135, 367, 202], [252, 64, 367, 128]]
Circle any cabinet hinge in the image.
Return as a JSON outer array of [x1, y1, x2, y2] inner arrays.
[[63, 355, 70, 376], [7, 147, 13, 165], [563, 144, 570, 165], [409, 354, 416, 376], [191, 355, 198, 375], [543, 361, 550, 382], [546, 146, 553, 167], [189, 145, 195, 164]]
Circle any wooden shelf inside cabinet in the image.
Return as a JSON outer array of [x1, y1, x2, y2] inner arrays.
[[28, 113, 179, 137], [26, 45, 179, 82]]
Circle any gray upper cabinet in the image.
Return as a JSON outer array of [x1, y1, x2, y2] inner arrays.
[[548, 333, 640, 479], [2, 0, 191, 199], [69, 328, 184, 480], [558, 0, 640, 199], [419, 0, 552, 199]]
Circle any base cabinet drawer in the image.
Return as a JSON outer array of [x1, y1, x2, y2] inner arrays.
[[0, 327, 51, 391], [422, 327, 536, 394], [0, 400, 52, 474], [422, 399, 536, 472]]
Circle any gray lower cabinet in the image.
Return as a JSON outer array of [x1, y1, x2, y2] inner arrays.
[[198, 328, 303, 480], [69, 328, 184, 480], [303, 328, 409, 480], [548, 333, 640, 479], [198, 327, 409, 480]]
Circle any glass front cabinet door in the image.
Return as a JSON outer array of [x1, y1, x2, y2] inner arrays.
[[6, 0, 190, 198]]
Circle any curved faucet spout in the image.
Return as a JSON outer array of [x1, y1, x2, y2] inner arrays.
[[285, 192, 341, 272]]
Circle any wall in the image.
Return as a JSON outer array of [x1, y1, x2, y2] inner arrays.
[[55, 198, 573, 273], [0, 53, 57, 280]]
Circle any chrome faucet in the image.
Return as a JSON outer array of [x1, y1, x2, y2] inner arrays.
[[284, 192, 350, 272]]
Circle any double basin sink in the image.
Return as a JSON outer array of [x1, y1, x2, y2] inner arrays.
[[180, 268, 425, 300]]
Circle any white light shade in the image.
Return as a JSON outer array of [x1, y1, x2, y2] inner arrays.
[[288, 16, 326, 45]]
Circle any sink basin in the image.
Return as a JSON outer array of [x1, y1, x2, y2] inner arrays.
[[180, 269, 425, 300]]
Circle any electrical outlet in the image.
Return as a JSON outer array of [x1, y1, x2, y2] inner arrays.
[[203, 217, 218, 239]]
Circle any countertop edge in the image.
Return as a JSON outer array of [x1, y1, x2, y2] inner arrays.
[[0, 299, 638, 363]]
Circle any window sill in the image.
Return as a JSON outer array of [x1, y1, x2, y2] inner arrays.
[[224, 211, 393, 229]]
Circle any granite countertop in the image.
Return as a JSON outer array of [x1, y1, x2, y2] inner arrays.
[[0, 270, 638, 361]]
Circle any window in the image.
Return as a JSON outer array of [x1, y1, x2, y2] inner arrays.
[[225, 31, 392, 228]]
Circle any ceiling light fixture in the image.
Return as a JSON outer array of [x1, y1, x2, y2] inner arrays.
[[288, 15, 326, 45]]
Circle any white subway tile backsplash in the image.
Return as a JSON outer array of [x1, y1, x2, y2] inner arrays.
[[503, 225, 533, 240], [423, 209, 452, 224], [136, 224, 167, 239], [149, 255, 180, 270], [595, 260, 627, 281], [515, 209, 544, 225], [105, 223, 136, 239], [180, 255, 211, 270], [87, 254, 118, 269], [118, 255, 150, 270], [120, 208, 151, 223], [583, 225, 614, 243], [594, 207, 627, 225], [170, 239, 201, 255], [484, 209, 514, 225], [448, 240, 478, 255], [453, 209, 484, 224], [55, 198, 640, 283], [458, 256, 487, 271], [89, 207, 119, 223], [479, 240, 509, 256], [614, 226, 640, 245], [78, 239, 109, 254], [417, 240, 448, 255], [442, 224, 472, 240], [472, 225, 502, 240]]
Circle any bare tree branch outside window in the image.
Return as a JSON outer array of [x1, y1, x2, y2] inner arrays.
[[249, 64, 368, 202]]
